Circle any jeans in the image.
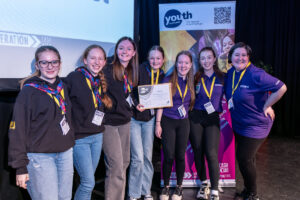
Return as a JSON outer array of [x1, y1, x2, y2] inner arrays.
[[73, 133, 103, 200], [128, 117, 155, 198], [102, 123, 130, 200], [26, 148, 73, 200]]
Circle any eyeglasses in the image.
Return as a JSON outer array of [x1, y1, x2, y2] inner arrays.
[[38, 60, 60, 68]]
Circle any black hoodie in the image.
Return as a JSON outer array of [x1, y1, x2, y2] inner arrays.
[[102, 63, 133, 125], [64, 67, 105, 139], [8, 76, 74, 175]]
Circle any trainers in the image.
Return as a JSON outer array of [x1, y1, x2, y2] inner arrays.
[[129, 197, 138, 200], [171, 185, 183, 200], [160, 186, 170, 200], [144, 194, 154, 200], [196, 184, 210, 199], [210, 194, 219, 200]]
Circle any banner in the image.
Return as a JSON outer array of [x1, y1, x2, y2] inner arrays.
[[159, 1, 236, 187]]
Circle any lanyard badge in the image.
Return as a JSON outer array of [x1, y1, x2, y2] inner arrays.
[[201, 76, 216, 114], [176, 83, 188, 117]]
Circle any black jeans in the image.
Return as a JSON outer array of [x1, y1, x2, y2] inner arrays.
[[161, 116, 190, 186], [235, 133, 265, 195], [189, 110, 220, 190]]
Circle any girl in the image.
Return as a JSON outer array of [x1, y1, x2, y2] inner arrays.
[[128, 45, 165, 200], [8, 46, 74, 200], [65, 45, 112, 200], [189, 47, 224, 200], [155, 50, 195, 200], [218, 33, 235, 72], [102, 36, 139, 200]]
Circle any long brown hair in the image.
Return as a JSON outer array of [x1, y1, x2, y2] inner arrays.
[[195, 47, 224, 85], [170, 50, 195, 110], [82, 44, 112, 108], [112, 37, 139, 87], [20, 46, 61, 88]]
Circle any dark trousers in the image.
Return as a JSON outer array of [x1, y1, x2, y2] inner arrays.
[[235, 133, 265, 195], [189, 111, 220, 190], [161, 116, 190, 186]]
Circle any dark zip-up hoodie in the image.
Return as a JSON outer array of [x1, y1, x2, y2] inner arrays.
[[8, 76, 74, 175], [132, 61, 165, 121], [64, 67, 105, 139], [102, 63, 132, 125]]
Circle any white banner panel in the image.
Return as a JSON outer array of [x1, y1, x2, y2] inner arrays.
[[159, 1, 235, 31]]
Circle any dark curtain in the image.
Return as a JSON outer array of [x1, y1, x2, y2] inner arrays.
[[138, 0, 300, 138]]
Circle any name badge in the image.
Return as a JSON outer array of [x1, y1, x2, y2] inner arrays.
[[92, 110, 105, 126], [178, 104, 186, 118], [204, 101, 215, 114], [60, 115, 70, 135], [126, 96, 133, 107], [228, 98, 234, 110], [195, 83, 201, 94]]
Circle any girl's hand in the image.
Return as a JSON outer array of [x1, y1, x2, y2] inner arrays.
[[155, 122, 162, 139], [264, 106, 275, 121], [16, 174, 29, 189], [136, 104, 146, 112]]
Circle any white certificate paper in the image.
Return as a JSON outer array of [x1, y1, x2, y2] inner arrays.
[[138, 83, 173, 109]]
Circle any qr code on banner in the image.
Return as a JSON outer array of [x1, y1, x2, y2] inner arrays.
[[214, 7, 231, 24]]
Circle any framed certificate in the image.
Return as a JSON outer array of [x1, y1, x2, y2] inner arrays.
[[138, 83, 173, 109]]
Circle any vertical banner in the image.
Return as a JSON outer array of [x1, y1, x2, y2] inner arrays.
[[159, 1, 236, 187]]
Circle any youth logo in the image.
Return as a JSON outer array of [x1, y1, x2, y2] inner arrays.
[[164, 9, 192, 28]]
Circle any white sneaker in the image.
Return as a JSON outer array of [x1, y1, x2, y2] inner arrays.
[[144, 194, 154, 200], [196, 184, 210, 199], [210, 194, 219, 200], [160, 186, 170, 200], [171, 186, 183, 200]]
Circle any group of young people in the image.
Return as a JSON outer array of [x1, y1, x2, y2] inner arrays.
[[8, 36, 286, 200]]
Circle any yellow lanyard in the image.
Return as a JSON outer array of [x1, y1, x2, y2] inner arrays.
[[201, 76, 216, 101], [232, 62, 251, 96], [176, 83, 188, 103], [151, 69, 160, 85], [85, 78, 101, 109], [47, 89, 65, 115]]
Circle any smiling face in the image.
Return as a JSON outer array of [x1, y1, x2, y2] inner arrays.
[[199, 50, 216, 73], [176, 54, 192, 78], [84, 48, 106, 76], [35, 50, 61, 83], [116, 39, 136, 67], [222, 35, 235, 54], [231, 47, 250, 71], [148, 50, 164, 71]]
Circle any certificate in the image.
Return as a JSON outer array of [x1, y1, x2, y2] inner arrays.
[[138, 83, 173, 109]]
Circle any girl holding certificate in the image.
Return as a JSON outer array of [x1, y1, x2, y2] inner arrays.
[[128, 45, 165, 200], [189, 47, 224, 200], [102, 36, 139, 200], [155, 50, 195, 200], [8, 46, 74, 200], [65, 45, 112, 200], [225, 42, 287, 200]]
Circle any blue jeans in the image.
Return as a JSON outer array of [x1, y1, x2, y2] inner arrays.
[[73, 133, 103, 200], [128, 117, 155, 198], [26, 148, 73, 200]]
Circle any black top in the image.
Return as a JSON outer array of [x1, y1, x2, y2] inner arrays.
[[64, 67, 105, 139], [102, 63, 133, 126], [132, 61, 165, 121], [8, 76, 74, 175]]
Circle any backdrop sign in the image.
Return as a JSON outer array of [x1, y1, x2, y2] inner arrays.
[[159, 1, 236, 187]]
